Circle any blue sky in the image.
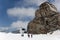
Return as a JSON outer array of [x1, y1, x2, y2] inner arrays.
[[0, 0, 18, 27], [0, 0, 60, 32]]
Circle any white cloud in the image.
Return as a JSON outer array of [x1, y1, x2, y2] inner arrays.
[[15, 0, 47, 7], [24, 0, 47, 6], [50, 0, 60, 12], [7, 7, 36, 18], [10, 21, 29, 33], [11, 21, 29, 30]]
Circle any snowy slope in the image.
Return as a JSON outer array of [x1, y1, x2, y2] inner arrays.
[[0, 30, 60, 40]]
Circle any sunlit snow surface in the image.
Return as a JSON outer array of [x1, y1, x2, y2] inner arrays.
[[0, 30, 60, 40]]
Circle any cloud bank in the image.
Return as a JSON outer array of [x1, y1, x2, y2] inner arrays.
[[11, 21, 29, 29], [15, 0, 47, 7], [7, 7, 36, 19], [24, 0, 47, 6]]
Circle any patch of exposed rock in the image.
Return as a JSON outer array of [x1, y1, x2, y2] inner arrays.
[[27, 2, 60, 34]]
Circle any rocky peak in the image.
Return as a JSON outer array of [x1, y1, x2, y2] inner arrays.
[[40, 2, 57, 12], [27, 2, 60, 34]]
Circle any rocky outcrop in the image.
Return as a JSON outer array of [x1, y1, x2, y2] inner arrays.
[[27, 2, 60, 34]]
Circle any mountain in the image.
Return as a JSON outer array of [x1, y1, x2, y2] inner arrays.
[[11, 29, 20, 34], [27, 2, 60, 34]]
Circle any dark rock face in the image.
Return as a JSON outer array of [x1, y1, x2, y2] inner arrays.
[[27, 2, 60, 34]]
